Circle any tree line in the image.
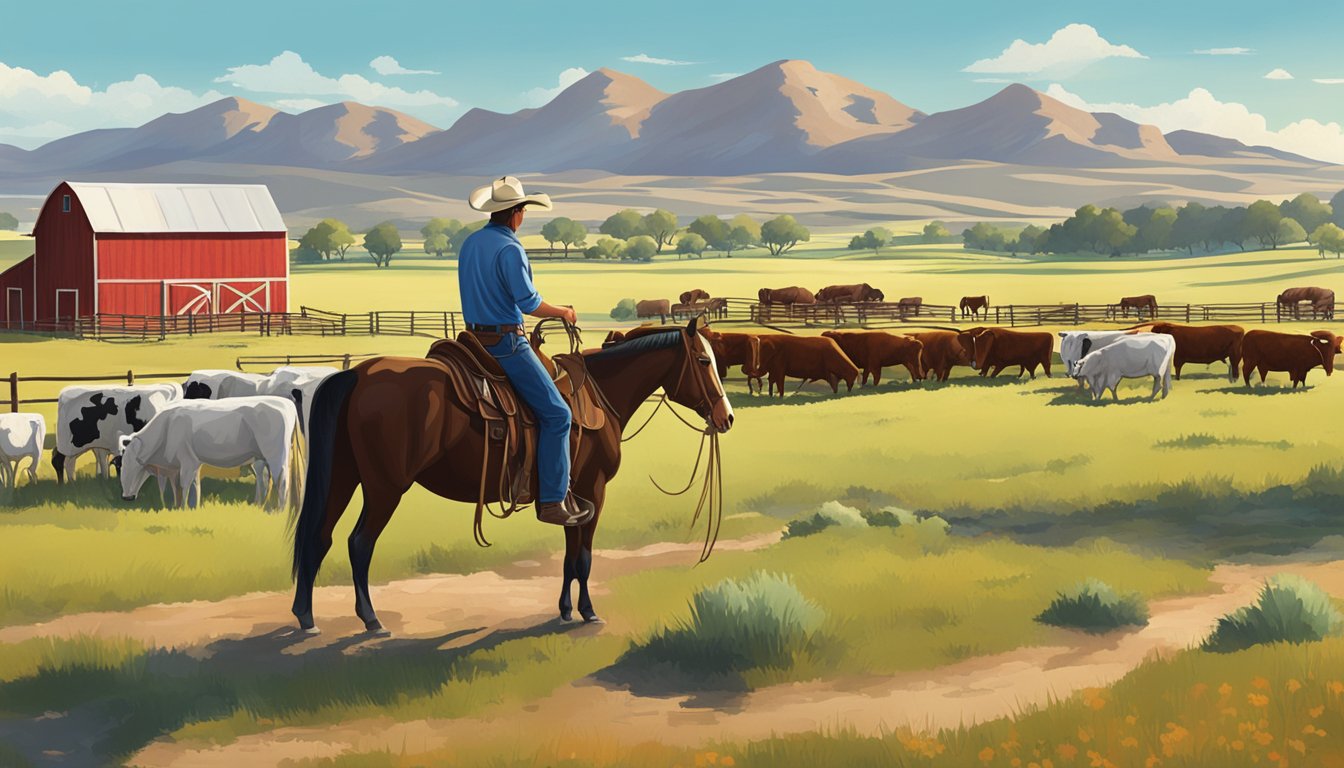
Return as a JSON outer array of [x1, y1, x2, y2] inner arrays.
[[962, 190, 1344, 258], [291, 210, 812, 266]]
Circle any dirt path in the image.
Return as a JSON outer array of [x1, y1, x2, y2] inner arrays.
[[122, 559, 1344, 768]]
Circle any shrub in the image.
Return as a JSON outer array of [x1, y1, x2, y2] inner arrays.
[[1202, 574, 1344, 652], [622, 572, 825, 679], [783, 501, 866, 539], [289, 245, 323, 264], [863, 506, 950, 553], [609, 298, 638, 321], [1036, 579, 1149, 634]]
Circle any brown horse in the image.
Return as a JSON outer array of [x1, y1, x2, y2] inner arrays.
[[289, 316, 734, 634]]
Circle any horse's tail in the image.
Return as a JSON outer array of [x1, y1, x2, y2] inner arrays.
[[288, 414, 306, 514], [290, 369, 357, 580]]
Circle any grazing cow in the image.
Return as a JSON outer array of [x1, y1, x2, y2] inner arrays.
[[959, 327, 1052, 378], [0, 413, 45, 489], [679, 289, 710, 305], [706, 330, 762, 381], [1277, 287, 1335, 320], [1060, 330, 1138, 377], [260, 366, 339, 435], [897, 297, 922, 318], [1073, 335, 1176, 401], [754, 335, 860, 398], [705, 297, 729, 320], [1114, 294, 1158, 319], [758, 286, 817, 305], [1240, 329, 1342, 388], [905, 331, 973, 382], [636, 299, 671, 323], [183, 369, 267, 400], [960, 295, 989, 319], [52, 383, 182, 483], [1144, 322, 1245, 382], [821, 331, 925, 386], [119, 396, 303, 510], [816, 283, 884, 303]]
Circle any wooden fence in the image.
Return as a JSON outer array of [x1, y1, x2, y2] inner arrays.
[[234, 353, 380, 372], [1, 370, 191, 413]]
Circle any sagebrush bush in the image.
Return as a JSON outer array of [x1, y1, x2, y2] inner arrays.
[[783, 501, 866, 539], [609, 298, 637, 320], [1202, 573, 1344, 653], [1036, 578, 1149, 634], [624, 572, 825, 678]]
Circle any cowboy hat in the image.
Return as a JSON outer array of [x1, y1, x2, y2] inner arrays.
[[468, 175, 553, 213]]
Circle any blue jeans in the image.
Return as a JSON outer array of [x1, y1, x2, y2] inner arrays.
[[487, 333, 572, 503]]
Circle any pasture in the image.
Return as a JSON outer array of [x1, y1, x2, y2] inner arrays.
[[1, 241, 1343, 766]]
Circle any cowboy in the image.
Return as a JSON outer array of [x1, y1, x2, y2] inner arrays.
[[459, 176, 595, 526]]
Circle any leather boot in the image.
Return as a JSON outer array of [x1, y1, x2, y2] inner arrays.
[[536, 493, 596, 526]]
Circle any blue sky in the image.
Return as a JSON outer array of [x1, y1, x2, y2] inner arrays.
[[4, 0, 1344, 159]]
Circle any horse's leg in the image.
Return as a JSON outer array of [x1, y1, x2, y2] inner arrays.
[[348, 482, 404, 634], [560, 524, 580, 622], [292, 444, 359, 633], [576, 483, 607, 623]]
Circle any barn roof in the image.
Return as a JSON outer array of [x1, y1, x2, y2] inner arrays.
[[64, 182, 286, 234]]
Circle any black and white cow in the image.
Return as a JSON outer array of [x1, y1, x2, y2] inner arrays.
[[0, 413, 45, 489], [258, 366, 339, 435], [182, 370, 268, 400], [52, 383, 182, 482]]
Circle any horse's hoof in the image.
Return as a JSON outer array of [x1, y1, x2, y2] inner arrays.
[[364, 620, 391, 637], [559, 611, 574, 623], [581, 613, 604, 624], [302, 626, 322, 636]]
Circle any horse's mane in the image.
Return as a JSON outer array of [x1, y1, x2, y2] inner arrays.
[[585, 328, 683, 361]]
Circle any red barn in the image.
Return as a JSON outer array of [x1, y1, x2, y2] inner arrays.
[[0, 181, 288, 328]]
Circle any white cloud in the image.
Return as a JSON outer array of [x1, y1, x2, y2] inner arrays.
[[0, 61, 226, 148], [370, 55, 439, 76], [1313, 78, 1344, 85], [1045, 83, 1344, 164], [521, 67, 589, 107], [964, 23, 1145, 75], [709, 72, 741, 82], [1194, 47, 1252, 55], [215, 51, 456, 109], [622, 53, 696, 66], [274, 98, 327, 113], [1264, 68, 1294, 80]]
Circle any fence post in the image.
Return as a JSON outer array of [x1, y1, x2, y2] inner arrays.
[[410, 312, 416, 336], [127, 369, 135, 386], [450, 313, 457, 337], [369, 312, 376, 335], [8, 372, 17, 413], [1073, 304, 1080, 325], [341, 313, 347, 336], [1185, 304, 1190, 323], [342, 353, 352, 370], [1008, 306, 1014, 326], [1263, 304, 1268, 323]]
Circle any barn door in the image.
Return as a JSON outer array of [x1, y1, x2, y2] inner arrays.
[[5, 288, 22, 329], [167, 282, 213, 315], [218, 281, 270, 314], [55, 289, 79, 330]]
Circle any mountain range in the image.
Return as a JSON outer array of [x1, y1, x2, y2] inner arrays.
[[0, 59, 1326, 181]]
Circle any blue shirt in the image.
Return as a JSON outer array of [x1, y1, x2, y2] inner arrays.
[[457, 222, 543, 326]]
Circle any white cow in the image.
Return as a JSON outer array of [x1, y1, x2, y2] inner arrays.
[[0, 413, 45, 489], [53, 383, 182, 482], [119, 396, 303, 511], [183, 370, 268, 400], [1059, 330, 1159, 377], [259, 366, 339, 435], [1073, 335, 1177, 401]]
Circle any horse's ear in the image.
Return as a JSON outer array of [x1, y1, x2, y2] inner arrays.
[[687, 313, 703, 334]]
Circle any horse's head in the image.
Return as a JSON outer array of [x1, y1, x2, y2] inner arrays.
[[668, 315, 734, 433]]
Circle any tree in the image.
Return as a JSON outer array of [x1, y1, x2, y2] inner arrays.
[[290, 244, 322, 264], [450, 220, 487, 253], [299, 218, 356, 261], [584, 237, 624, 260], [0, 212, 17, 230], [610, 298, 638, 320], [423, 231, 450, 257], [728, 214, 761, 243], [1280, 193, 1333, 234], [962, 222, 1007, 252], [688, 215, 730, 251], [1331, 189, 1344, 227], [600, 209, 645, 239], [641, 209, 678, 253], [364, 222, 402, 268], [541, 217, 588, 256], [922, 221, 951, 242], [759, 215, 810, 255], [1309, 222, 1344, 258], [1276, 217, 1307, 246], [849, 227, 891, 254], [620, 235, 658, 262], [1017, 224, 1046, 254], [676, 232, 707, 258], [1244, 199, 1284, 249]]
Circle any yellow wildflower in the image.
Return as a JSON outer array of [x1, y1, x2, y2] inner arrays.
[[1288, 739, 1307, 754], [1191, 682, 1208, 699], [1121, 737, 1139, 748], [1327, 681, 1344, 695], [721, 759, 735, 768], [1254, 731, 1274, 747], [1078, 727, 1093, 744], [1056, 743, 1079, 760], [1253, 676, 1270, 690], [1043, 760, 1054, 768], [1309, 705, 1326, 718], [980, 747, 996, 763], [1232, 740, 1245, 751], [1012, 759, 1022, 768], [1286, 679, 1302, 693], [1125, 715, 1138, 726], [1145, 757, 1161, 768], [1222, 707, 1239, 717], [1248, 693, 1270, 707], [1219, 683, 1234, 697]]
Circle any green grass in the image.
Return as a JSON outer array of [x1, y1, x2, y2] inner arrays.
[[1036, 579, 1149, 634], [1203, 575, 1344, 653]]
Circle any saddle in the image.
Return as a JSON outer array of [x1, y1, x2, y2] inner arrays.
[[426, 332, 608, 535]]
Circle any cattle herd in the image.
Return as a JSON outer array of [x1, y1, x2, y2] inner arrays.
[[0, 365, 337, 503]]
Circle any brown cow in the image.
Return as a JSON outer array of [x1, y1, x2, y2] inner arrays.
[[753, 335, 860, 398], [905, 331, 973, 382], [816, 283, 884, 303], [958, 327, 1052, 378], [635, 299, 670, 323], [1144, 322, 1244, 381], [679, 288, 710, 305], [705, 330, 761, 381], [821, 330, 925, 386], [758, 286, 816, 305], [706, 297, 728, 319], [1277, 287, 1335, 320], [897, 297, 922, 318], [1115, 294, 1158, 319], [1241, 329, 1341, 388], [960, 295, 989, 319]]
